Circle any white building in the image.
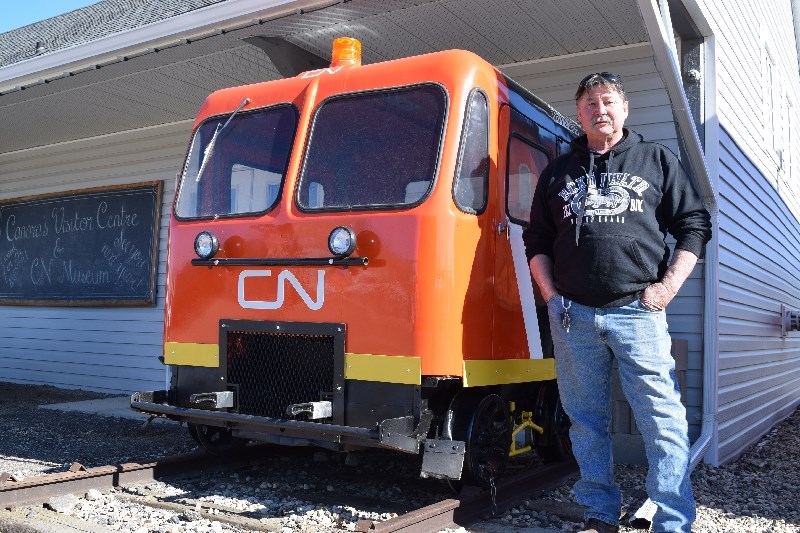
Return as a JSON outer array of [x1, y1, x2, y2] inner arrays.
[[0, 0, 798, 466]]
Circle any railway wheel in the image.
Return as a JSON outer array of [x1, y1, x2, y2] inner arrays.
[[445, 391, 512, 488], [534, 381, 573, 462], [187, 423, 248, 455]]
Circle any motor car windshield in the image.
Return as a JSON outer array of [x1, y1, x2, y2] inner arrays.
[[297, 84, 447, 211], [175, 104, 298, 219]]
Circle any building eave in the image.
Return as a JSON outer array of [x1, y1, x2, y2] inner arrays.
[[0, 0, 332, 93]]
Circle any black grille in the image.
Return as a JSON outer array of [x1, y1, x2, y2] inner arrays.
[[226, 328, 335, 418]]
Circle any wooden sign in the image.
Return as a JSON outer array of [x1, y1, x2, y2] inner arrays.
[[0, 182, 162, 305]]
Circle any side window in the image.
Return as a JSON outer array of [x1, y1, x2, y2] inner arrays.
[[453, 90, 489, 214], [507, 136, 549, 225]]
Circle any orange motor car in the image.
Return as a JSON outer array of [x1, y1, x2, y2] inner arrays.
[[132, 37, 580, 486]]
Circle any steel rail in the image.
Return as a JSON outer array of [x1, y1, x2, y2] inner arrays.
[[3, 447, 577, 533], [355, 460, 578, 533], [0, 445, 273, 510]]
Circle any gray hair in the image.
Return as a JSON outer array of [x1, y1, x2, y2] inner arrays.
[[575, 72, 627, 101]]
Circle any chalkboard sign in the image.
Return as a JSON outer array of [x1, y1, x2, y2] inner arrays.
[[0, 182, 162, 306]]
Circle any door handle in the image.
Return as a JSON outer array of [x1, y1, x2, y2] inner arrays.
[[497, 219, 510, 240]]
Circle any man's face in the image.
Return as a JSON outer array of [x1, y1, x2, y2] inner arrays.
[[576, 85, 628, 142]]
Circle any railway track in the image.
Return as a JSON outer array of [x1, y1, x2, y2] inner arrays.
[[355, 460, 578, 532], [0, 445, 275, 511], [1, 446, 577, 533]]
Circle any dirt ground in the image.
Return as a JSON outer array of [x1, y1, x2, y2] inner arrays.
[[0, 382, 196, 476]]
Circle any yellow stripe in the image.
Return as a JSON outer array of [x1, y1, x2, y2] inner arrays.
[[345, 353, 421, 385], [463, 358, 556, 387], [163, 342, 219, 367]]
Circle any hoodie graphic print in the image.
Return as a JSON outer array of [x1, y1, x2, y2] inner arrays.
[[523, 129, 711, 307], [561, 161, 651, 244]]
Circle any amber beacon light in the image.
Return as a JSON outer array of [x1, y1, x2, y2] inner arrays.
[[330, 36, 362, 67]]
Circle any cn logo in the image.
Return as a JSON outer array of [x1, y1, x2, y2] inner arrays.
[[238, 270, 325, 311]]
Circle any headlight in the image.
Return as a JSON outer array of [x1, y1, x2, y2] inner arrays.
[[328, 226, 356, 257], [194, 231, 219, 259]]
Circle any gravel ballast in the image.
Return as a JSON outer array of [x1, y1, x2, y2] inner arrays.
[[0, 383, 196, 478], [1, 382, 799, 532]]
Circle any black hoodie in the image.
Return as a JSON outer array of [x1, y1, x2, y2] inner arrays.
[[522, 129, 712, 307]]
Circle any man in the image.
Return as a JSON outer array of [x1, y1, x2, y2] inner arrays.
[[523, 73, 711, 533]]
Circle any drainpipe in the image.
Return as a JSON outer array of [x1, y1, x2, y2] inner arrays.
[[634, 0, 719, 469]]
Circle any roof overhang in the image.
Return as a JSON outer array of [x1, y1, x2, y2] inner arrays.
[[0, 0, 338, 93]]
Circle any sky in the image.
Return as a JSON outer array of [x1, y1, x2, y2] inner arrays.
[[0, 0, 99, 34]]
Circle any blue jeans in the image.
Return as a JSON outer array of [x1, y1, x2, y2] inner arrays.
[[547, 296, 695, 533]]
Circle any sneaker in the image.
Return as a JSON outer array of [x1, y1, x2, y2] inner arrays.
[[578, 518, 620, 533]]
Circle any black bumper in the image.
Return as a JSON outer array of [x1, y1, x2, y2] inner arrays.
[[130, 390, 411, 451]]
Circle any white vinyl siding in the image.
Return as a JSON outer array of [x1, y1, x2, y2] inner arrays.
[[0, 122, 190, 394]]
